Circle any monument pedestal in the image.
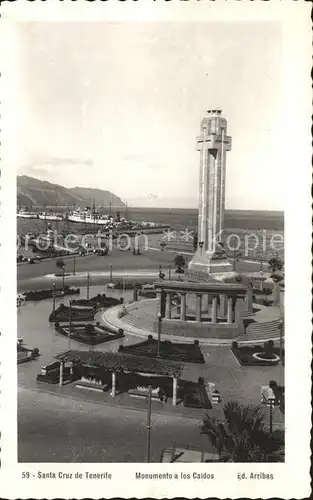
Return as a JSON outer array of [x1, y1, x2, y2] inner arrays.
[[188, 249, 234, 278]]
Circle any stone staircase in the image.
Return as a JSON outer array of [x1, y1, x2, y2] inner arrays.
[[237, 319, 284, 343]]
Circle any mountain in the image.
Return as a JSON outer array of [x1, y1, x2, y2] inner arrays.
[[17, 175, 125, 209]]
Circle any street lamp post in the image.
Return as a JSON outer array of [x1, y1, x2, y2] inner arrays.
[[233, 250, 237, 271], [233, 251, 242, 272], [260, 255, 263, 273], [68, 299, 72, 350], [87, 273, 90, 300], [73, 255, 76, 275], [109, 264, 113, 283], [52, 282, 56, 315], [157, 312, 162, 358], [279, 320, 284, 365], [62, 267, 65, 290], [268, 398, 275, 433], [145, 385, 152, 463], [168, 265, 171, 280]]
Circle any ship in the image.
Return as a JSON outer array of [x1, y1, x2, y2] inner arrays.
[[67, 206, 113, 226], [38, 211, 63, 221], [17, 209, 38, 219], [17, 209, 62, 221]]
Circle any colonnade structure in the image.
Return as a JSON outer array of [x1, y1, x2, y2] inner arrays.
[[56, 350, 182, 406], [153, 281, 253, 339], [188, 109, 234, 277]]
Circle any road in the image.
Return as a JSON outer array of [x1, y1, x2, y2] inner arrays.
[[17, 246, 266, 292], [18, 387, 210, 463]]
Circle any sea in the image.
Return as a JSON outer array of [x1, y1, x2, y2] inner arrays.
[[17, 208, 284, 261], [17, 207, 284, 234]]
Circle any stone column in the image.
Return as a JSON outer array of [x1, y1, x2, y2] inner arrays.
[[166, 293, 172, 319], [211, 296, 218, 323], [172, 377, 178, 406], [132, 287, 138, 302], [227, 296, 233, 323], [245, 284, 253, 313], [59, 361, 64, 387], [180, 293, 187, 321], [201, 293, 208, 313], [111, 371, 116, 397], [219, 293, 227, 318], [196, 294, 202, 322]]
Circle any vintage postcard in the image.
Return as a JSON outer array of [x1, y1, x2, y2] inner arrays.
[[0, 0, 311, 498]]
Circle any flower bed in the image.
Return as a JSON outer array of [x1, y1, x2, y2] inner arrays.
[[119, 337, 204, 363], [36, 362, 72, 384], [71, 294, 120, 310], [232, 344, 282, 366], [183, 386, 212, 409], [17, 343, 40, 364], [55, 323, 124, 345], [25, 286, 80, 302], [49, 303, 95, 322]]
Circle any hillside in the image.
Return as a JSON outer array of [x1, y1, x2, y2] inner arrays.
[[17, 175, 125, 209]]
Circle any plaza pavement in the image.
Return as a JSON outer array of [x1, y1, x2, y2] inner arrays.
[[17, 251, 282, 462], [18, 387, 211, 463]]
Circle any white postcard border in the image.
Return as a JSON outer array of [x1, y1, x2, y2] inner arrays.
[[0, 1, 311, 498]]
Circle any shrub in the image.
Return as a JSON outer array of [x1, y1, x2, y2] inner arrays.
[[232, 341, 238, 349], [174, 254, 186, 271], [263, 299, 272, 306], [270, 272, 284, 283], [269, 380, 278, 389], [85, 323, 95, 334]]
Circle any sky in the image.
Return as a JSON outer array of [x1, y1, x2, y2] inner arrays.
[[15, 22, 282, 209]]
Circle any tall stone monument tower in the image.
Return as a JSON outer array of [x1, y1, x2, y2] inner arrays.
[[188, 109, 233, 277]]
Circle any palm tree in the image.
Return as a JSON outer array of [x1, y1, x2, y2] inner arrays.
[[268, 256, 284, 273], [56, 258, 65, 289], [200, 401, 283, 462]]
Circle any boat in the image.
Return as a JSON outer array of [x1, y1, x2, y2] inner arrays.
[[17, 209, 38, 219], [38, 211, 63, 221], [67, 207, 113, 226]]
